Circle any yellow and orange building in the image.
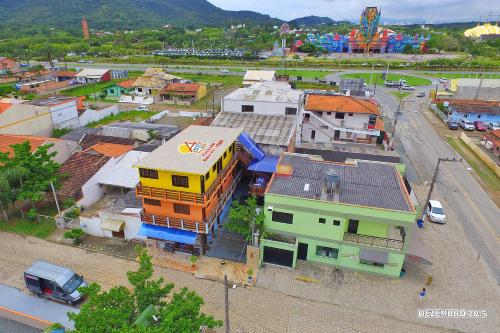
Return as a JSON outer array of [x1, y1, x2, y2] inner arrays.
[[134, 125, 245, 254]]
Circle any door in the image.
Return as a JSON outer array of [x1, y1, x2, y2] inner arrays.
[[112, 229, 125, 238], [297, 243, 308, 261], [347, 219, 359, 234], [263, 246, 294, 267], [311, 130, 316, 140], [334, 130, 341, 140]]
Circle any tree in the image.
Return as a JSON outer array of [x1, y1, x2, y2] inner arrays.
[[68, 248, 221, 332], [0, 141, 60, 215], [0, 168, 23, 221], [225, 195, 265, 241]]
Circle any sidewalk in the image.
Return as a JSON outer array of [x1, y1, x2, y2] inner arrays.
[[0, 284, 77, 330]]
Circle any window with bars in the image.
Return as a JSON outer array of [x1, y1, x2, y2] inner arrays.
[[272, 211, 293, 224], [173, 203, 190, 215], [171, 175, 189, 188], [144, 198, 161, 206], [139, 168, 158, 179]]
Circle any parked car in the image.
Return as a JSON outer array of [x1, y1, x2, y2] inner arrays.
[[135, 105, 149, 111], [24, 261, 87, 305], [426, 200, 446, 224], [219, 69, 230, 73], [439, 78, 448, 83], [459, 119, 474, 131], [447, 120, 459, 130], [416, 91, 425, 97], [86, 60, 94, 64], [473, 121, 487, 132], [487, 122, 500, 130], [77, 60, 86, 63], [400, 85, 415, 91]]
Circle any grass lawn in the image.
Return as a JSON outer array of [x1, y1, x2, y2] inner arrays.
[[276, 70, 331, 79], [179, 73, 242, 87], [446, 137, 500, 192], [0, 206, 58, 239], [61, 80, 120, 97], [341, 73, 431, 86], [391, 91, 411, 100], [424, 72, 500, 79], [87, 110, 159, 128]]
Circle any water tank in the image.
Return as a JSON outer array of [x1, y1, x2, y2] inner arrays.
[[325, 169, 341, 195]]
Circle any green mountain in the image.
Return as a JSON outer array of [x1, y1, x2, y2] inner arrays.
[[289, 16, 336, 27], [0, 0, 280, 30]]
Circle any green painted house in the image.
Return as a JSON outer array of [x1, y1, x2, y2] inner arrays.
[[260, 153, 417, 278], [104, 79, 135, 98]]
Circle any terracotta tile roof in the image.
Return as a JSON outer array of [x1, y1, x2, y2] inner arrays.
[[55, 71, 77, 77], [374, 118, 385, 132], [160, 83, 200, 94], [88, 142, 133, 157], [0, 134, 58, 156], [80, 134, 135, 150], [0, 102, 12, 114], [58, 152, 110, 198], [117, 79, 136, 89], [305, 95, 380, 115]]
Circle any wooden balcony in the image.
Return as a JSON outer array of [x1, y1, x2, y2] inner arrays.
[[249, 184, 267, 197], [343, 232, 404, 250], [136, 152, 239, 206], [140, 170, 243, 235]]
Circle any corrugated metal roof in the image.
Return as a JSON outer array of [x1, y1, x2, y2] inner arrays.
[[267, 154, 413, 212], [224, 81, 302, 103], [98, 150, 149, 188]]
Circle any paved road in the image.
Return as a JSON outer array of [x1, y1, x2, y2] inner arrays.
[[374, 85, 500, 285]]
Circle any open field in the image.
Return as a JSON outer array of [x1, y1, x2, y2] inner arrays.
[[341, 73, 432, 86], [179, 73, 242, 87], [87, 110, 159, 128], [446, 137, 500, 192], [60, 80, 119, 97], [0, 206, 57, 239]]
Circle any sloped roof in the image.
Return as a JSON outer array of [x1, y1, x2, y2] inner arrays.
[[133, 68, 182, 89], [79, 134, 135, 149], [88, 142, 134, 157], [76, 68, 110, 78], [98, 150, 149, 188], [55, 71, 77, 77], [160, 83, 201, 94], [60, 127, 100, 142], [58, 152, 110, 198], [0, 134, 57, 156], [243, 70, 276, 83], [305, 95, 380, 115], [117, 79, 136, 89], [224, 81, 302, 103]]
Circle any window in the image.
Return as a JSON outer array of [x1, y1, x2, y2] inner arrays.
[[326, 112, 332, 115], [319, 218, 326, 224], [285, 107, 297, 115], [223, 151, 227, 158], [335, 112, 345, 119], [109, 88, 114, 94], [173, 203, 190, 215], [242, 105, 254, 112], [311, 130, 316, 140], [172, 175, 189, 188], [139, 168, 158, 179], [316, 246, 338, 259], [320, 125, 329, 129], [212, 164, 217, 172], [272, 211, 293, 224], [348, 113, 353, 116], [144, 198, 161, 206], [205, 171, 210, 179], [333, 220, 341, 226], [360, 259, 384, 267], [137, 88, 143, 92]]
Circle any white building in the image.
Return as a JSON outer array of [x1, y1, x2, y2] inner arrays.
[[242, 70, 276, 86], [75, 68, 111, 84], [302, 94, 384, 144], [222, 81, 303, 116]]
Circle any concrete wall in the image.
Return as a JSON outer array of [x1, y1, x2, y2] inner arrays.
[[78, 105, 120, 126], [80, 216, 108, 237], [222, 98, 301, 117], [460, 132, 500, 177], [0, 104, 53, 136], [100, 211, 146, 240], [49, 100, 80, 129], [78, 157, 120, 208]]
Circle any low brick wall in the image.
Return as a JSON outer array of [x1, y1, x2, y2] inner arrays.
[[460, 132, 500, 178]]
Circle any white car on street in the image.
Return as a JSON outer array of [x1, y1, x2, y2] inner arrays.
[[135, 105, 149, 111], [439, 78, 448, 83], [427, 200, 446, 224], [220, 69, 230, 73]]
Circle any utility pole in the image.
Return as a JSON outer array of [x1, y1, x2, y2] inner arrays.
[[420, 158, 460, 221], [224, 275, 230, 333], [50, 181, 61, 216], [390, 100, 413, 149]]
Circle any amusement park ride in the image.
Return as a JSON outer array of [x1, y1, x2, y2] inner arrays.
[[305, 7, 430, 54]]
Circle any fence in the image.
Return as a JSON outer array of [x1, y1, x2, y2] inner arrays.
[[429, 104, 448, 123], [459, 132, 500, 178]]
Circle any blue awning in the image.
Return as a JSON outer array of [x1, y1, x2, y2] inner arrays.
[[248, 155, 279, 173], [138, 224, 198, 245]]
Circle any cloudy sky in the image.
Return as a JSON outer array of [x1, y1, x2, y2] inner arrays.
[[208, 0, 500, 23]]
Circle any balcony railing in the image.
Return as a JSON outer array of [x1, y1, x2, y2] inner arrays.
[[343, 232, 404, 250], [136, 151, 240, 206], [140, 170, 243, 234], [249, 184, 267, 197]]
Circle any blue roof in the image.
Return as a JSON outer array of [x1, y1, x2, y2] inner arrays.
[[138, 224, 198, 245], [247, 155, 279, 173], [238, 132, 265, 161]]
